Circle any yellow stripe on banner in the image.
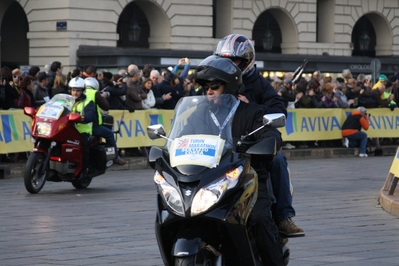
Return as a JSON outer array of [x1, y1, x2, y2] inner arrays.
[[1, 108, 399, 153]]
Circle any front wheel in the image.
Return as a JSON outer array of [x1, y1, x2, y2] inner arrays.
[[71, 177, 92, 189], [24, 152, 48, 194], [174, 249, 215, 266]]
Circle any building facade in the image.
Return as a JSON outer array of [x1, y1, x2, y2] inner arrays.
[[1, 0, 399, 77]]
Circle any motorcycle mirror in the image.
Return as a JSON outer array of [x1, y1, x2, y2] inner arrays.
[[24, 107, 36, 118], [147, 124, 166, 140], [68, 113, 82, 123], [263, 113, 286, 128]]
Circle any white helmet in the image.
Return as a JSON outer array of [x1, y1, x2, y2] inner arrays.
[[68, 77, 85, 90], [84, 77, 99, 90]]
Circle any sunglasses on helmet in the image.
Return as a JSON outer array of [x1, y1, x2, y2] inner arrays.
[[203, 83, 223, 91]]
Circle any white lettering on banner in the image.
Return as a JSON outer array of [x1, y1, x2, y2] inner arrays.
[[299, 116, 341, 132], [350, 64, 371, 70]]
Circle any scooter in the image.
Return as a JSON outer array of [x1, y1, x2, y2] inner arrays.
[[23, 93, 116, 194], [146, 95, 289, 266]]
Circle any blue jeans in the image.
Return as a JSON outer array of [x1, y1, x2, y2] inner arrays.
[[92, 126, 118, 159], [346, 131, 368, 154], [269, 152, 295, 221]]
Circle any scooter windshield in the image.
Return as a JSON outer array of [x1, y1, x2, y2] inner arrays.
[[36, 94, 75, 120], [167, 95, 238, 168]]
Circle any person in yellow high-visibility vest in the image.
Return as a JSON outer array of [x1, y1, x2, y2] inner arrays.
[[84, 77, 126, 165], [69, 77, 97, 180]]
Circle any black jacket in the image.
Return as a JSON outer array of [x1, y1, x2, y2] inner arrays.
[[102, 82, 127, 110], [157, 80, 184, 109], [1, 83, 19, 109], [242, 66, 286, 116]]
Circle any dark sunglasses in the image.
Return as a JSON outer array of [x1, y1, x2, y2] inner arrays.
[[203, 83, 223, 91]]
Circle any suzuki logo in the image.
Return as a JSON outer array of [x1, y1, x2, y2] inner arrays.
[[185, 190, 192, 196]]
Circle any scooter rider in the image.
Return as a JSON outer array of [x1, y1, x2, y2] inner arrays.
[[193, 55, 285, 266], [215, 34, 304, 237], [69, 77, 97, 180], [84, 77, 126, 165]]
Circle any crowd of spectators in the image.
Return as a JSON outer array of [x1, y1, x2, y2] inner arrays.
[[1, 60, 398, 161], [272, 69, 399, 149]]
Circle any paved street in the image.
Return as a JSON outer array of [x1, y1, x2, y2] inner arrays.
[[1, 157, 399, 266]]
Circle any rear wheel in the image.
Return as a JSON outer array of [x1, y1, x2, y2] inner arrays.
[[24, 153, 48, 194]]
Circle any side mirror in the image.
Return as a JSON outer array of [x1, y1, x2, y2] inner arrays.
[[68, 113, 82, 122], [24, 107, 36, 118], [147, 124, 166, 140], [263, 113, 286, 128]]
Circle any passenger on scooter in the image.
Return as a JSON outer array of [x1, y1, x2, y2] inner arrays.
[[69, 77, 97, 180], [84, 77, 126, 165], [215, 34, 304, 237], [191, 55, 285, 266]]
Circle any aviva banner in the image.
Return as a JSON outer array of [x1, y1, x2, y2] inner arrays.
[[0, 110, 34, 153], [1, 108, 399, 154], [282, 108, 399, 141]]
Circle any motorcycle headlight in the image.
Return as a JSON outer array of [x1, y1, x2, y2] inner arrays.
[[154, 171, 184, 216], [35, 122, 52, 136], [191, 165, 243, 216]]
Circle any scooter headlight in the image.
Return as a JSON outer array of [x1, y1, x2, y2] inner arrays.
[[154, 171, 184, 216], [191, 166, 243, 216], [35, 122, 52, 136]]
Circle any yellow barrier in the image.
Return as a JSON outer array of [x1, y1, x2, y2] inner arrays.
[[1, 108, 399, 153]]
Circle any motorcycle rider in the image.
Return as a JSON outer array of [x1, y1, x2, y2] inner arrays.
[[190, 55, 285, 265], [69, 77, 97, 180], [84, 77, 126, 165], [215, 34, 304, 237]]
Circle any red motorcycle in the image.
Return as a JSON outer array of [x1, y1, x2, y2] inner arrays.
[[23, 94, 116, 194]]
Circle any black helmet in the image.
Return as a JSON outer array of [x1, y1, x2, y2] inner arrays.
[[214, 34, 255, 76], [195, 55, 244, 95]]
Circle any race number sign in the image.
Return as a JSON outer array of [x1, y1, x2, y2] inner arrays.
[[170, 134, 225, 168]]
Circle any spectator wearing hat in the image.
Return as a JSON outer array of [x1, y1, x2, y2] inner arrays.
[[32, 72, 50, 106], [341, 106, 370, 157], [101, 72, 127, 110], [158, 72, 184, 109], [372, 74, 388, 90]]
